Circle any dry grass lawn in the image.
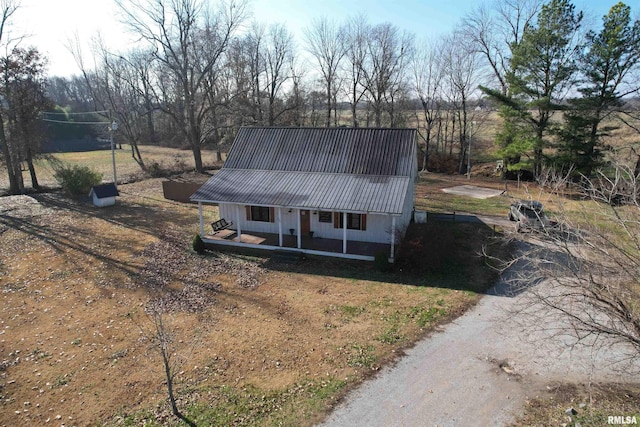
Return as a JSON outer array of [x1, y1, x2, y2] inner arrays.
[[0, 145, 223, 193], [0, 176, 495, 426]]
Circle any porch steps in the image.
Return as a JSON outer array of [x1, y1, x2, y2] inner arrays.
[[270, 250, 302, 264]]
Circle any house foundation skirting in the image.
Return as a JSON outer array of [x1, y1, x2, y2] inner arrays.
[[201, 238, 376, 261]]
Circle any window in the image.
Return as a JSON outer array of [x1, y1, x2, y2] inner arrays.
[[318, 211, 332, 223], [247, 206, 272, 222], [348, 213, 362, 230], [333, 212, 367, 230]]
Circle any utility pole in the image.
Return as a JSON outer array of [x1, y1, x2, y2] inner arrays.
[[467, 121, 475, 180], [110, 120, 118, 188]]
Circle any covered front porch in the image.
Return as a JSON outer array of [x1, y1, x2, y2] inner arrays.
[[201, 228, 393, 261], [197, 203, 399, 262]]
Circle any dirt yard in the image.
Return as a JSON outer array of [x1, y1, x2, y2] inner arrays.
[[0, 177, 494, 426]]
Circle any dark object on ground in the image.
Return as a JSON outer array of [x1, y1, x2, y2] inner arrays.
[[508, 200, 555, 232]]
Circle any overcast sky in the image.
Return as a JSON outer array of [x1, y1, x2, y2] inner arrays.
[[13, 0, 626, 78]]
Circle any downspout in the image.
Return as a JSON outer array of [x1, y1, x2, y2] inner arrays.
[[236, 205, 242, 243], [343, 212, 347, 254], [296, 208, 301, 249], [390, 215, 396, 262], [278, 207, 283, 247], [198, 202, 204, 237]]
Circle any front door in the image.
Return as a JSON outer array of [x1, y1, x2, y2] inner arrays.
[[300, 210, 310, 236]]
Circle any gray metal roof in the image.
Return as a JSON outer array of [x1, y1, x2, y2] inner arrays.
[[191, 127, 417, 214], [191, 169, 410, 214], [224, 127, 416, 176]]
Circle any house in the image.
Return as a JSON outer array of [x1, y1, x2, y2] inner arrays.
[[190, 127, 417, 261], [89, 183, 119, 207]]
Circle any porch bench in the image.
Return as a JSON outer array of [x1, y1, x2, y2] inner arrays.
[[211, 218, 233, 233]]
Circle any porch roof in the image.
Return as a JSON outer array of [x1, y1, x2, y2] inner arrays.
[[190, 168, 410, 215]]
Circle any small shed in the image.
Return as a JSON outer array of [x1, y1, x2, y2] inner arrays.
[[89, 183, 119, 207]]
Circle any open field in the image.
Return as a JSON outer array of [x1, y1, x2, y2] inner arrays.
[[0, 171, 507, 426], [0, 145, 224, 194]]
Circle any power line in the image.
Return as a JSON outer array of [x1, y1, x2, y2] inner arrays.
[[41, 118, 109, 125], [42, 110, 109, 116]]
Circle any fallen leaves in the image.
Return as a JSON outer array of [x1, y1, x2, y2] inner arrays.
[[136, 229, 264, 313]]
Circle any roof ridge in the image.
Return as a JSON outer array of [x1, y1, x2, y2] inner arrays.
[[222, 167, 412, 178]]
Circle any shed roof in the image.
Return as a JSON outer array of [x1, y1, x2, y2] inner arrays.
[[191, 127, 416, 214], [89, 183, 119, 198]]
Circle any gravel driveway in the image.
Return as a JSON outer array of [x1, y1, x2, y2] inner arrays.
[[319, 246, 635, 427]]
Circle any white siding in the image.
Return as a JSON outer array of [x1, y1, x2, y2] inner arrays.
[[219, 203, 397, 244], [92, 195, 116, 207]]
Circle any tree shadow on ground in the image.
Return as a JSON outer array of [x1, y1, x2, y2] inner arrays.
[[219, 220, 509, 294], [33, 190, 198, 239], [0, 190, 199, 284]]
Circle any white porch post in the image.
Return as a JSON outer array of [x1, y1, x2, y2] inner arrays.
[[236, 205, 242, 243], [198, 202, 204, 236], [278, 207, 283, 247], [390, 215, 396, 261], [296, 208, 302, 249], [343, 212, 347, 254]]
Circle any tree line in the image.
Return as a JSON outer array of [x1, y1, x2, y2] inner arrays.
[[1, 0, 639, 194]]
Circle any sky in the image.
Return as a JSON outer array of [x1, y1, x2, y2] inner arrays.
[[12, 0, 631, 78]]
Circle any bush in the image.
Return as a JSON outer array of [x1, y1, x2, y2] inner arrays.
[[54, 165, 103, 195], [374, 251, 390, 272], [426, 153, 459, 174], [145, 161, 167, 178], [192, 234, 206, 254]]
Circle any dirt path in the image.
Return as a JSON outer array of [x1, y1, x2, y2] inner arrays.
[[319, 273, 633, 427]]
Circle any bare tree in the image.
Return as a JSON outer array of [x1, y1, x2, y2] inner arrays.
[[263, 23, 296, 125], [411, 37, 444, 171], [360, 22, 413, 127], [305, 17, 345, 127], [0, 0, 21, 194], [463, 0, 542, 95], [130, 306, 198, 426], [341, 14, 369, 128], [2, 47, 51, 190], [225, 23, 265, 125], [86, 43, 160, 168], [496, 165, 640, 371], [441, 31, 482, 175], [115, 0, 248, 172]]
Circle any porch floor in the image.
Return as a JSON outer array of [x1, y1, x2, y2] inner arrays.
[[204, 229, 391, 258]]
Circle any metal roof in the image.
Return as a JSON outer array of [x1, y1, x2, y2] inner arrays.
[[225, 127, 416, 176], [191, 127, 417, 214], [191, 169, 411, 214]]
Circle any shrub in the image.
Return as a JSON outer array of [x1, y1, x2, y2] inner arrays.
[[374, 251, 390, 272], [192, 234, 206, 254], [427, 153, 459, 174], [54, 164, 103, 195], [145, 161, 167, 178]]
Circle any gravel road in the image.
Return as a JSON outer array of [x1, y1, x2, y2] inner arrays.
[[319, 255, 634, 427]]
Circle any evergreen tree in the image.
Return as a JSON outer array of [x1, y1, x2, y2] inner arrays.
[[506, 0, 583, 177], [555, 2, 640, 178]]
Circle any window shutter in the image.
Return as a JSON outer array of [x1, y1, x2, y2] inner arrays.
[[269, 207, 275, 222], [245, 206, 251, 221], [361, 214, 367, 231], [333, 212, 340, 228]]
